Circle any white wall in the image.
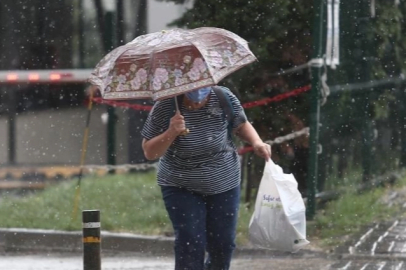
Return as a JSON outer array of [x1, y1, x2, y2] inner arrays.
[[148, 0, 193, 33], [0, 106, 131, 166]]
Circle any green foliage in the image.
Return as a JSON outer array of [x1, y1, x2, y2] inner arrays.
[[0, 172, 255, 244], [0, 172, 171, 235], [159, 0, 314, 139], [313, 186, 400, 248]]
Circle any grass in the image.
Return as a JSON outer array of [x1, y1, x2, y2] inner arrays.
[[0, 172, 171, 235], [1, 170, 405, 249], [311, 175, 406, 249], [0, 171, 254, 245]]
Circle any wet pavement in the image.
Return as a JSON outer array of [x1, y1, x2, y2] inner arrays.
[[348, 220, 406, 257], [3, 218, 406, 269], [329, 218, 406, 270], [1, 249, 406, 270], [329, 259, 405, 270], [0, 253, 335, 270]]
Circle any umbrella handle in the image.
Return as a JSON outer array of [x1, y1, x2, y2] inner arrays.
[[174, 97, 190, 136]]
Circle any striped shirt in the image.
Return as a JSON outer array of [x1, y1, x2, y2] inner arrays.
[[141, 88, 247, 195]]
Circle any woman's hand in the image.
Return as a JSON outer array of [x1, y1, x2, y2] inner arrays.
[[253, 141, 272, 161], [168, 110, 186, 136], [142, 110, 186, 160]]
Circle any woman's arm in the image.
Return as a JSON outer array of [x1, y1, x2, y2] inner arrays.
[[142, 131, 177, 160], [142, 110, 185, 160], [235, 121, 272, 161]]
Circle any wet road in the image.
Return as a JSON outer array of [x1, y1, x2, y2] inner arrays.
[[0, 253, 335, 270], [3, 218, 406, 269], [3, 253, 406, 269]]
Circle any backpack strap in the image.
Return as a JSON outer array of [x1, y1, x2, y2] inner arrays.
[[212, 86, 235, 138]]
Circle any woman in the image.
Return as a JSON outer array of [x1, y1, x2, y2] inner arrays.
[[141, 86, 271, 270]]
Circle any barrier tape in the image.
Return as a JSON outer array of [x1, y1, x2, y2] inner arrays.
[[92, 97, 153, 111], [90, 85, 311, 111], [269, 62, 311, 77], [82, 87, 311, 172], [78, 128, 309, 173], [237, 127, 309, 155], [241, 85, 311, 109]]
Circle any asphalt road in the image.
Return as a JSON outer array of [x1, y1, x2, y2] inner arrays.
[[0, 253, 335, 270]]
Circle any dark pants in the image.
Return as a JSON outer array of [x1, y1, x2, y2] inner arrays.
[[161, 185, 240, 270]]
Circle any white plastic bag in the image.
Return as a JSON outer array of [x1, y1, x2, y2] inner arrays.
[[248, 160, 309, 252]]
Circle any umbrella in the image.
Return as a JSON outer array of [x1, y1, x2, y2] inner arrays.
[[88, 27, 257, 101]]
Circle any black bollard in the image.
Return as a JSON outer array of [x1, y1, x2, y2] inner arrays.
[[82, 210, 101, 270]]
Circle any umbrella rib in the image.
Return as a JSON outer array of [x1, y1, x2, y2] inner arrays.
[[187, 40, 216, 85]]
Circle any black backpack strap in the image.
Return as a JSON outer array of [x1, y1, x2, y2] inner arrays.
[[212, 86, 235, 137]]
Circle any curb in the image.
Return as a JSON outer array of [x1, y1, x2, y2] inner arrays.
[[0, 228, 173, 256], [0, 228, 324, 258]]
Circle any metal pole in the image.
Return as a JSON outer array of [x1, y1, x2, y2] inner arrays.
[[399, 0, 406, 168], [306, 0, 325, 220], [82, 210, 101, 270], [105, 11, 117, 173], [128, 0, 149, 165], [7, 87, 16, 165], [78, 0, 85, 68], [399, 82, 406, 168], [358, 0, 373, 182], [116, 0, 124, 46]]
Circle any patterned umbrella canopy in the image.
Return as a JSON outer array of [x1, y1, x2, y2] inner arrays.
[[89, 27, 257, 101]]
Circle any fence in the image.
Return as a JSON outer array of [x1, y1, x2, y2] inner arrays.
[[1, 72, 405, 219]]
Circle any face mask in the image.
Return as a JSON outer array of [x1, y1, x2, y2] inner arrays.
[[185, 87, 211, 103]]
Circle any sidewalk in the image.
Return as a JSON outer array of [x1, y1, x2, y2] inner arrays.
[[2, 220, 406, 269], [0, 228, 335, 269], [0, 227, 323, 258], [0, 253, 336, 270]]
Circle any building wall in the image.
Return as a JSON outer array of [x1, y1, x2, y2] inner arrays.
[[148, 0, 192, 33], [0, 105, 131, 166]]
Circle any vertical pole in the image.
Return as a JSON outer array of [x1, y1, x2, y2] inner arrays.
[[78, 0, 85, 68], [82, 210, 101, 270], [7, 87, 16, 165], [116, 0, 124, 46], [135, 0, 148, 37], [128, 0, 149, 166], [399, 82, 406, 168], [245, 154, 253, 205], [358, 0, 373, 182], [105, 11, 117, 173], [399, 0, 406, 168], [306, 0, 325, 220]]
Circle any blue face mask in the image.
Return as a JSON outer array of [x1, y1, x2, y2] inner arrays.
[[185, 87, 211, 103]]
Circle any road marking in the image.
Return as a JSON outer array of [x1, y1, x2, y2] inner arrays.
[[340, 261, 352, 270], [376, 261, 386, 270], [360, 262, 369, 270], [395, 261, 404, 270], [371, 231, 388, 255], [350, 224, 379, 254], [387, 241, 395, 252], [370, 220, 398, 255]]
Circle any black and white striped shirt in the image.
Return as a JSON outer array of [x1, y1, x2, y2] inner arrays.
[[141, 88, 247, 195]]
